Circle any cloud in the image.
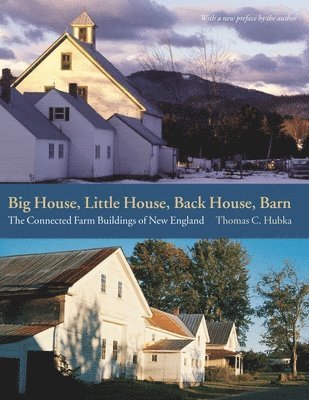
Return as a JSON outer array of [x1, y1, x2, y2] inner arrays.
[[235, 42, 309, 90], [176, 6, 308, 44], [1, 0, 177, 40], [0, 47, 16, 59], [244, 54, 278, 72], [158, 31, 201, 48]]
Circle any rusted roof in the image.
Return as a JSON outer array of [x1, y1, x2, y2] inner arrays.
[[206, 349, 241, 358], [207, 321, 234, 344], [0, 248, 117, 298], [147, 308, 194, 338], [179, 314, 204, 336], [143, 339, 192, 352], [71, 11, 96, 26], [0, 324, 55, 344]]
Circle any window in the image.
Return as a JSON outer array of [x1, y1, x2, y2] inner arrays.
[[112, 341, 118, 360], [79, 27, 87, 41], [152, 355, 157, 362], [49, 107, 70, 121], [95, 145, 101, 159], [152, 334, 155, 341], [78, 86, 88, 102], [101, 339, 106, 359], [198, 336, 200, 346], [49, 143, 54, 159], [107, 145, 111, 159], [117, 281, 123, 298], [61, 52, 72, 70], [58, 144, 64, 159], [133, 354, 138, 364], [101, 274, 106, 293], [184, 358, 187, 366]]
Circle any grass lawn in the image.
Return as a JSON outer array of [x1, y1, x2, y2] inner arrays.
[[21, 373, 309, 400]]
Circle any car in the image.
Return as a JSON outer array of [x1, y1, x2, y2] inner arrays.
[[288, 158, 309, 178]]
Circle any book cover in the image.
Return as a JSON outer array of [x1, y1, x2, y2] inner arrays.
[[0, 1, 308, 399]]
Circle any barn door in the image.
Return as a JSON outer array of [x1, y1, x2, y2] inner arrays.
[[26, 351, 57, 395], [0, 357, 20, 399]]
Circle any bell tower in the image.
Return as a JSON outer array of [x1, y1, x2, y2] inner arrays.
[[71, 11, 96, 49]]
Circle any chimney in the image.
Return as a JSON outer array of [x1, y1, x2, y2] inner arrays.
[[172, 307, 180, 316], [1, 68, 12, 104], [69, 83, 78, 98]]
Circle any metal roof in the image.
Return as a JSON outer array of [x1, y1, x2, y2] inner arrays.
[[143, 339, 192, 352], [0, 324, 54, 344], [25, 90, 114, 131], [0, 248, 117, 298], [147, 308, 194, 338], [112, 114, 166, 146], [71, 11, 96, 26], [179, 314, 204, 336], [0, 89, 68, 141], [207, 321, 234, 345]]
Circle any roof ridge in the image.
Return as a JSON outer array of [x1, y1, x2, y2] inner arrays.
[[0, 247, 119, 260]]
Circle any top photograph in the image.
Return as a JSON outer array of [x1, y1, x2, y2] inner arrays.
[[0, 0, 308, 184]]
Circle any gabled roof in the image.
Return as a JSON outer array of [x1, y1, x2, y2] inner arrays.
[[179, 314, 204, 336], [71, 11, 96, 26], [147, 308, 194, 338], [25, 89, 114, 131], [143, 339, 193, 352], [207, 321, 234, 345], [0, 89, 68, 141], [14, 32, 163, 118], [0, 248, 118, 298], [111, 114, 166, 146]]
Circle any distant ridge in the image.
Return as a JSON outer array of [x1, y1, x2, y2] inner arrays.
[[128, 70, 309, 118]]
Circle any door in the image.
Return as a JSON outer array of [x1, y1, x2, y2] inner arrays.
[[0, 357, 20, 399]]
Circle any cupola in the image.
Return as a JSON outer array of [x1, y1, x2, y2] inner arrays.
[[71, 11, 96, 49]]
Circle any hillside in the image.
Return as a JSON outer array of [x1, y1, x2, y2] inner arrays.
[[128, 71, 309, 118]]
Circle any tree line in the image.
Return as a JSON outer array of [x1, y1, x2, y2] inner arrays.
[[129, 239, 309, 375], [161, 103, 303, 162]]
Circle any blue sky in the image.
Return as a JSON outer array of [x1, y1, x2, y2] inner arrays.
[[0, 238, 308, 351], [0, 0, 308, 95]]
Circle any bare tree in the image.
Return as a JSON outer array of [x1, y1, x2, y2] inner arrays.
[[138, 33, 179, 73], [188, 31, 236, 84]]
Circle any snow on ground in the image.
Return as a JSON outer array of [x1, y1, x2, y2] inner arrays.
[[61, 170, 309, 184]]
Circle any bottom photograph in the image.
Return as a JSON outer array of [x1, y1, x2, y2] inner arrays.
[[0, 239, 308, 400]]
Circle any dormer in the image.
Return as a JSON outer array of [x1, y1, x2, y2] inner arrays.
[[71, 11, 96, 49]]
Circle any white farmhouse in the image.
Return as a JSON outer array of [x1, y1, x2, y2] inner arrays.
[[0, 248, 208, 396], [12, 11, 177, 178], [206, 321, 243, 375], [0, 85, 68, 182], [25, 84, 115, 178]]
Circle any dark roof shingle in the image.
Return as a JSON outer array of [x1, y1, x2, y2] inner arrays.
[[143, 339, 192, 351], [207, 321, 234, 345], [179, 314, 204, 336], [112, 114, 166, 146], [0, 89, 68, 141]]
